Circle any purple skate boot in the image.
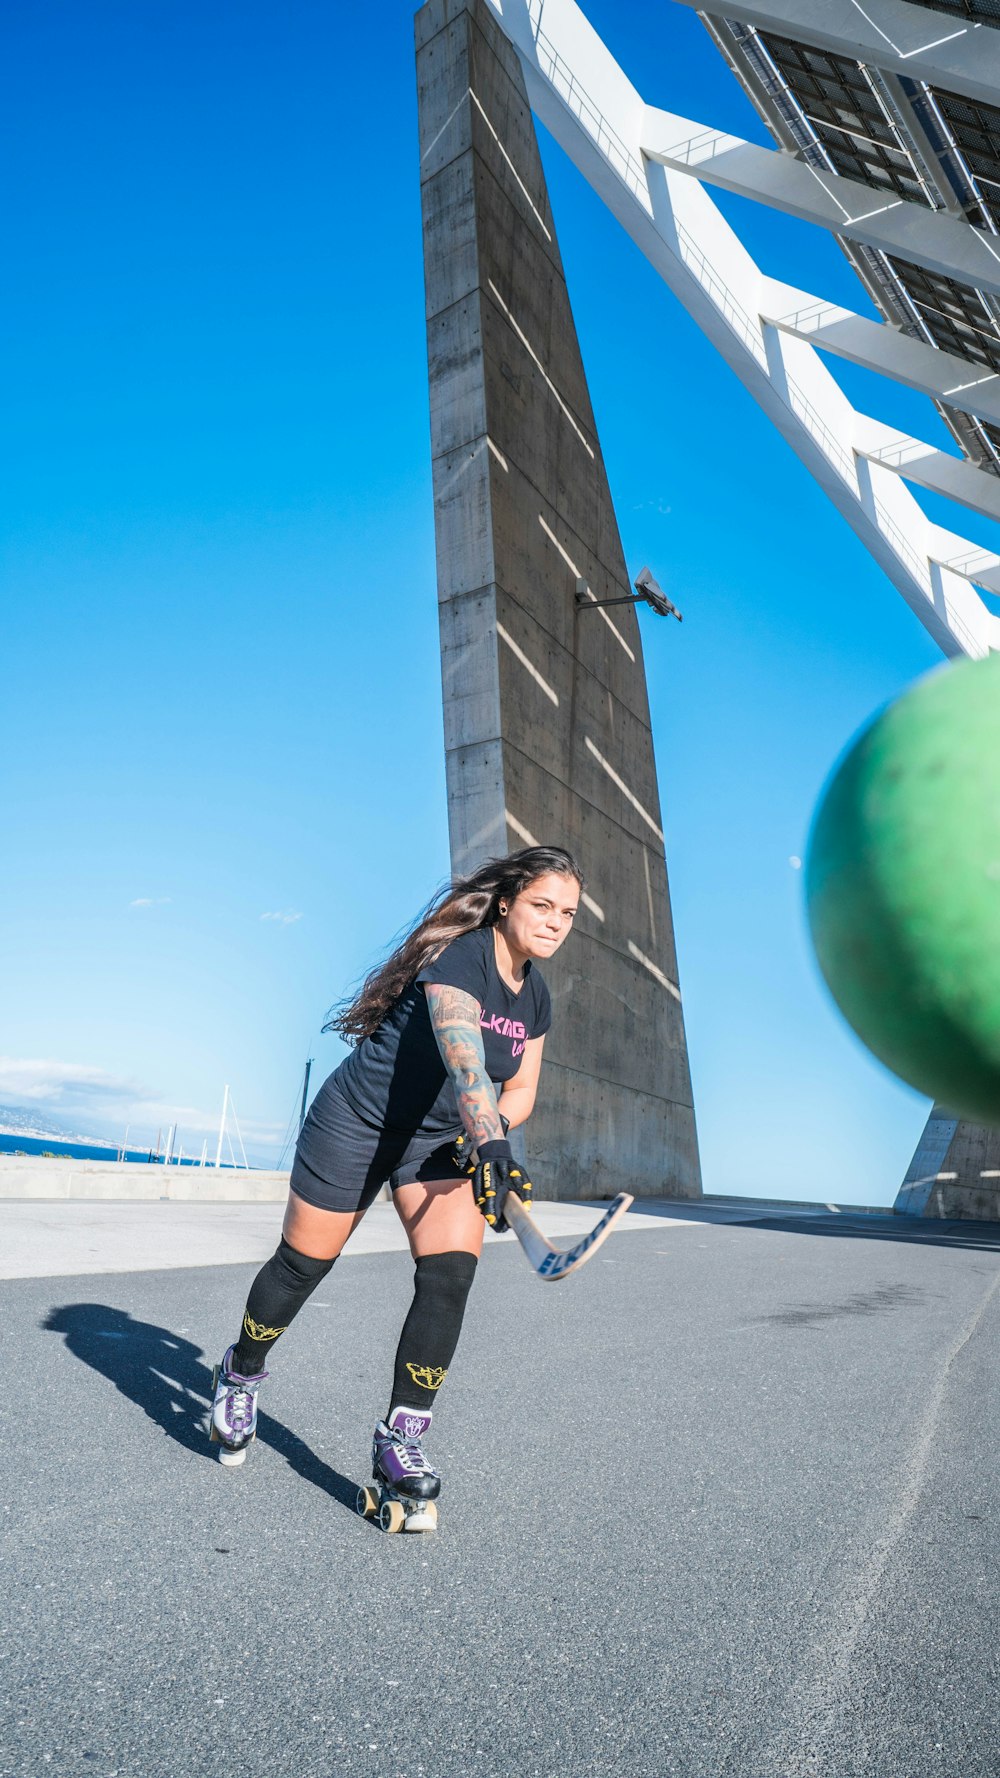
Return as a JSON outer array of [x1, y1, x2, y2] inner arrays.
[[208, 1347, 267, 1467], [356, 1406, 440, 1534]]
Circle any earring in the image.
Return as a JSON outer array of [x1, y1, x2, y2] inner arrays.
[[499, 903, 508, 915]]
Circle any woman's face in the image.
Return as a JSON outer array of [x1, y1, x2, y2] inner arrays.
[[502, 872, 580, 960]]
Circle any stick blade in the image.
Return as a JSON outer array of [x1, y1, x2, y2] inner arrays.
[[506, 1192, 635, 1282]]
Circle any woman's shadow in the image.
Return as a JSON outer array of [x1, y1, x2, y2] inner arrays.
[[43, 1303, 360, 1514]]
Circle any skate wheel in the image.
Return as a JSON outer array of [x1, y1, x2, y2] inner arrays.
[[356, 1486, 379, 1519], [217, 1445, 247, 1468], [379, 1499, 406, 1534], [404, 1500, 437, 1532]]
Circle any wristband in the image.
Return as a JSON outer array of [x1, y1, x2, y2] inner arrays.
[[477, 1139, 513, 1162]]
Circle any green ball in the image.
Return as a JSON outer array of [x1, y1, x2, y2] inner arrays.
[[805, 652, 1000, 1124]]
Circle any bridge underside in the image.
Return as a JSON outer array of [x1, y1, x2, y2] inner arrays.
[[465, 0, 1000, 1217]]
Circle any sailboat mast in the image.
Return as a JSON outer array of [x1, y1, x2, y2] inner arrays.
[[214, 1085, 229, 1170], [298, 1058, 313, 1135]]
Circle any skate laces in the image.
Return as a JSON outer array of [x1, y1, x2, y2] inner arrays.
[[227, 1385, 255, 1432], [392, 1429, 435, 1476], [220, 1368, 259, 1433]]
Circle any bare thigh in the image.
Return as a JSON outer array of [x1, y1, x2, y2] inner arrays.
[[393, 1176, 485, 1260], [282, 1191, 368, 1260]]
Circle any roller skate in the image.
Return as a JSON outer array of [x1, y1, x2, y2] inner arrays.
[[208, 1346, 267, 1467], [356, 1406, 440, 1533]]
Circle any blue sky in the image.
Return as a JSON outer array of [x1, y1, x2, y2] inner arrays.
[[2, 0, 968, 1191]]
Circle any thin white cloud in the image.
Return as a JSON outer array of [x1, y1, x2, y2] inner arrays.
[[129, 897, 172, 909], [0, 1058, 146, 1105], [0, 1059, 289, 1166], [260, 910, 303, 925]]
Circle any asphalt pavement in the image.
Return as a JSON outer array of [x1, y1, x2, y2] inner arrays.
[[3, 1206, 1000, 1778]]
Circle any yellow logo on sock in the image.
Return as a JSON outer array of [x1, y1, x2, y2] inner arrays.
[[243, 1313, 287, 1342], [406, 1363, 446, 1391]]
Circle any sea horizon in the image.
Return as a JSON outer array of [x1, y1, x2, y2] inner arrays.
[[0, 1132, 254, 1167]]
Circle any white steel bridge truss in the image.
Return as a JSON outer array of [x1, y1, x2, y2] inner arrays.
[[487, 0, 1000, 658]]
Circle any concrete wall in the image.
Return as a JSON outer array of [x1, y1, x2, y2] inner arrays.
[[896, 1106, 1000, 1220], [0, 1158, 291, 1202], [416, 0, 701, 1200]]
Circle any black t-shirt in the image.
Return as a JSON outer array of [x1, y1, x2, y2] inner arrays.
[[333, 925, 552, 1140]]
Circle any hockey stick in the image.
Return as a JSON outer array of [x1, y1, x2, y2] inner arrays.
[[502, 1191, 635, 1281]]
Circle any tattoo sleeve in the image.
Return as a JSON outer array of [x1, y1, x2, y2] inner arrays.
[[423, 983, 504, 1148]]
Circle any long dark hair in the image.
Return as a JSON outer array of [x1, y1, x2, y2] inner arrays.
[[327, 845, 584, 1043]]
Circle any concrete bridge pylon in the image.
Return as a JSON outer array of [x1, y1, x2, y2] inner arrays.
[[415, 0, 701, 1201], [896, 1107, 1000, 1222]]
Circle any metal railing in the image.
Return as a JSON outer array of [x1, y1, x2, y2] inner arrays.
[[525, 0, 647, 200], [674, 216, 769, 369], [786, 377, 857, 484], [773, 299, 847, 335], [658, 126, 736, 169], [874, 498, 932, 593]]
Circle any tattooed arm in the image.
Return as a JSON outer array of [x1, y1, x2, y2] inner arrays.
[[423, 983, 505, 1148], [497, 1035, 545, 1130]]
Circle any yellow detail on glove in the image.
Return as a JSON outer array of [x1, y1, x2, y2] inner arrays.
[[481, 1159, 498, 1225], [509, 1165, 533, 1211]]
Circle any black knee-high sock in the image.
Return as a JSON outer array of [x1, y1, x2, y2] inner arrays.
[[231, 1239, 336, 1374], [388, 1251, 478, 1418]]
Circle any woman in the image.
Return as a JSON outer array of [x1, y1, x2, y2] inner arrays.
[[209, 845, 582, 1529]]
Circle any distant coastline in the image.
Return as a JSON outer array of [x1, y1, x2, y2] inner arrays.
[[0, 1133, 245, 1167], [0, 1117, 116, 1146]]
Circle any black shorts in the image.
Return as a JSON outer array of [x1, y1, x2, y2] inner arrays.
[[289, 1075, 468, 1215]]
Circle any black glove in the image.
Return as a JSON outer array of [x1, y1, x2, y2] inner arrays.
[[468, 1139, 533, 1233], [451, 1114, 509, 1174]]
